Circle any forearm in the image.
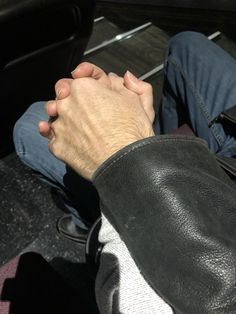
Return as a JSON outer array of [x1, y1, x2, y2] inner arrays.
[[93, 135, 236, 313]]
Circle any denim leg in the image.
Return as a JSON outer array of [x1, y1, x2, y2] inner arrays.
[[157, 31, 236, 157], [13, 102, 99, 229]]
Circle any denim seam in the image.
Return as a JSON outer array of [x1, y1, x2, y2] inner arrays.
[[167, 57, 224, 148], [94, 136, 207, 180]]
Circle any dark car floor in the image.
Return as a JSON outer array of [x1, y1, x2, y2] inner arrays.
[[1, 3, 236, 313]]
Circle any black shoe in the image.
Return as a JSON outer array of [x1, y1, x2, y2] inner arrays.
[[56, 214, 88, 244]]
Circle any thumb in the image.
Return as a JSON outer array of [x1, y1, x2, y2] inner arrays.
[[124, 71, 155, 123]]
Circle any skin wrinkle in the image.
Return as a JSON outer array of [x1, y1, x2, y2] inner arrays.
[[41, 63, 156, 180], [54, 79, 153, 178]]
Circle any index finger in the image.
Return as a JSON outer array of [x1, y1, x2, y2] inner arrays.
[[71, 62, 111, 88]]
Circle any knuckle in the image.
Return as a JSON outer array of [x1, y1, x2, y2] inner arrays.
[[45, 100, 52, 109], [71, 77, 93, 93], [55, 79, 65, 91]]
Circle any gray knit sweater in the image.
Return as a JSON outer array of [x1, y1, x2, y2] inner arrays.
[[95, 214, 173, 314]]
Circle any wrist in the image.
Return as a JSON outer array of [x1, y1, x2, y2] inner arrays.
[[91, 129, 155, 179]]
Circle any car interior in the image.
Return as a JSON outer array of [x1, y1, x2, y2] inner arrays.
[[1, 0, 236, 313]]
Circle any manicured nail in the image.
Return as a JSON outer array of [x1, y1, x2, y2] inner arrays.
[[126, 70, 139, 82]]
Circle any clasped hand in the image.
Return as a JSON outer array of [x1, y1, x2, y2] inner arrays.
[[39, 63, 155, 180]]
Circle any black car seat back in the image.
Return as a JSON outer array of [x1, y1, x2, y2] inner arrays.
[[0, 0, 95, 156]]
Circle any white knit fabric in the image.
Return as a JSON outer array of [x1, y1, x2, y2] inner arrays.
[[95, 214, 173, 314]]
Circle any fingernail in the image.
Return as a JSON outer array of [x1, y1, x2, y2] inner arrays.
[[108, 72, 118, 77], [126, 70, 139, 82], [70, 65, 80, 74]]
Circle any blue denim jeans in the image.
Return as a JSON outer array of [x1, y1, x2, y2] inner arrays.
[[14, 31, 236, 228], [155, 31, 236, 157], [13, 102, 99, 229]]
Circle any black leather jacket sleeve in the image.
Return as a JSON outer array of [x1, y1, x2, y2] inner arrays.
[[93, 135, 236, 314]]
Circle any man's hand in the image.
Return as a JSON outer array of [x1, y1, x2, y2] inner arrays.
[[40, 62, 154, 130], [40, 62, 111, 122], [72, 64, 155, 123], [40, 77, 154, 180]]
